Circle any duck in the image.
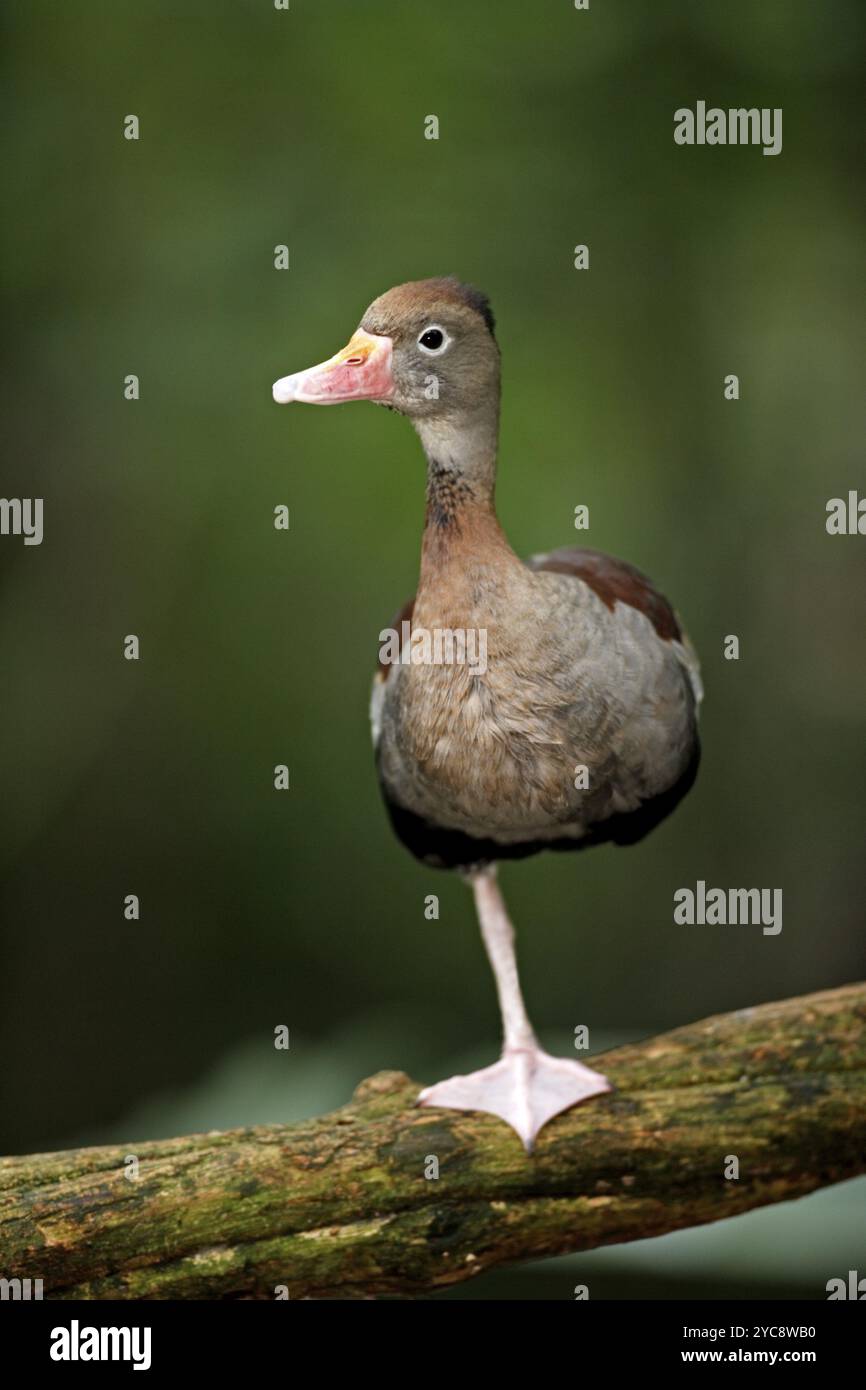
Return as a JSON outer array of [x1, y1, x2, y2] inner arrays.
[[273, 276, 702, 1151]]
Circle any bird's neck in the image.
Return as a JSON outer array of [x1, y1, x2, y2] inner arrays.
[[413, 400, 518, 598]]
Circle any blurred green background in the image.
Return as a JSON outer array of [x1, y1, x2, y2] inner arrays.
[[2, 1, 864, 1298]]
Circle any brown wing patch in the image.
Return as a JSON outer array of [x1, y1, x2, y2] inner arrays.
[[527, 546, 682, 642], [377, 595, 415, 679]]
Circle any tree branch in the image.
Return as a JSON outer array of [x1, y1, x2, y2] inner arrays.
[[2, 983, 864, 1299]]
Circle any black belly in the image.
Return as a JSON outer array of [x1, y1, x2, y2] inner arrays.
[[375, 738, 701, 872]]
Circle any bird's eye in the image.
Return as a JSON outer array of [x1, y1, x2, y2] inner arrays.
[[418, 325, 448, 354]]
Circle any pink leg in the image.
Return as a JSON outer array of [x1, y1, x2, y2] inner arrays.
[[418, 866, 611, 1151]]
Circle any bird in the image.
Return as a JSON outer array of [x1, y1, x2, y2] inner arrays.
[[273, 276, 702, 1151]]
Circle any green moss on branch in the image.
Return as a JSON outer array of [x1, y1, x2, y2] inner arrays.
[[1, 983, 863, 1299]]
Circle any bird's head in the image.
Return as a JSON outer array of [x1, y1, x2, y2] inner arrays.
[[272, 277, 499, 426]]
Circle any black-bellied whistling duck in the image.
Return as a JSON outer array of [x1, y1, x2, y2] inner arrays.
[[273, 277, 702, 1150]]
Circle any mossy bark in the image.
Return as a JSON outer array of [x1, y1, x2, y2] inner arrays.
[[1, 983, 863, 1299]]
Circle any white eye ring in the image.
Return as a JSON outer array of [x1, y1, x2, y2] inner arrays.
[[417, 324, 450, 355]]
